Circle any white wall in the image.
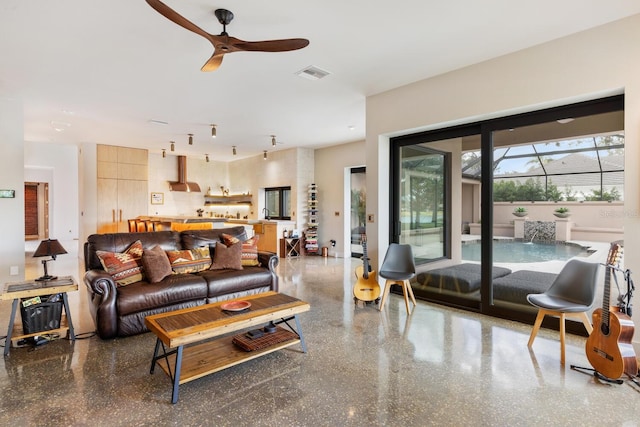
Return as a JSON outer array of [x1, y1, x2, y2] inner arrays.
[[366, 13, 640, 343], [24, 141, 79, 241], [0, 98, 25, 282], [314, 140, 366, 257]]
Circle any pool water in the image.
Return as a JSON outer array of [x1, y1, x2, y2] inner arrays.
[[461, 241, 590, 263]]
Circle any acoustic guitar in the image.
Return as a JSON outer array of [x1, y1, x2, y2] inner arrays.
[[585, 243, 638, 379], [353, 235, 381, 303]]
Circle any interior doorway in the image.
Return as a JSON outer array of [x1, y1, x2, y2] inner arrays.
[[350, 167, 366, 257], [24, 182, 49, 241]]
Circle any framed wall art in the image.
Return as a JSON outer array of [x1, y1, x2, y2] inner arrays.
[[151, 192, 164, 205]]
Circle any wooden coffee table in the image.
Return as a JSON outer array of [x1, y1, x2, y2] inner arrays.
[[145, 291, 310, 404]]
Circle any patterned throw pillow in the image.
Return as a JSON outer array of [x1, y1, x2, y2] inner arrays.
[[166, 247, 211, 274], [222, 233, 260, 266], [96, 240, 144, 286], [210, 241, 243, 271]]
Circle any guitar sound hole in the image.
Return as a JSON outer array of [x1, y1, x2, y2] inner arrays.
[[600, 324, 610, 336]]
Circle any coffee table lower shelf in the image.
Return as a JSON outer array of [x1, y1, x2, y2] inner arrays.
[[154, 334, 301, 385]]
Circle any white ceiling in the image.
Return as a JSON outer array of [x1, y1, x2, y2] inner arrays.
[[2, 1, 639, 161]]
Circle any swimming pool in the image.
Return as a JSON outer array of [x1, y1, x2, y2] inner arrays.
[[461, 241, 590, 263]]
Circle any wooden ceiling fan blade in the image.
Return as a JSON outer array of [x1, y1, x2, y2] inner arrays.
[[201, 52, 224, 72], [145, 0, 215, 44], [233, 38, 310, 52]]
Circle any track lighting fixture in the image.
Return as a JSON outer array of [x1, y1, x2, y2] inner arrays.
[[211, 124, 217, 138], [263, 150, 268, 160], [162, 149, 166, 158], [271, 135, 276, 147], [170, 141, 175, 152], [232, 146, 237, 155], [206, 154, 210, 162], [188, 133, 193, 145]]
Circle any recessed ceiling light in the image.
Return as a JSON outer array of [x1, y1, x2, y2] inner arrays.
[[557, 118, 575, 124], [50, 121, 71, 132], [348, 125, 355, 131]]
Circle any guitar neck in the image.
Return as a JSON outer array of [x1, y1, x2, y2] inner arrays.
[[602, 266, 611, 327]]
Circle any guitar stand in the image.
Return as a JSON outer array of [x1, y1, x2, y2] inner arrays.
[[570, 364, 624, 384]]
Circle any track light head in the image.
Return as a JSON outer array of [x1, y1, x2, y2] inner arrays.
[[162, 149, 166, 158], [271, 135, 276, 147], [188, 133, 193, 145], [263, 150, 267, 160], [206, 154, 210, 162], [232, 146, 237, 155], [170, 141, 175, 152], [211, 124, 217, 138]]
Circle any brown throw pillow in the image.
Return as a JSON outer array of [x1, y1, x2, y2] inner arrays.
[[222, 232, 260, 266], [142, 245, 172, 283], [210, 241, 243, 270]]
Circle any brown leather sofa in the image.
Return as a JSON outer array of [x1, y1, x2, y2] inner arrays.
[[83, 226, 278, 339]]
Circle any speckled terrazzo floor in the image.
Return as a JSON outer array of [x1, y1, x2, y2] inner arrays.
[[1, 243, 639, 426]]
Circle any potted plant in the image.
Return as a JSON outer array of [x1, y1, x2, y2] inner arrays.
[[553, 207, 570, 218], [513, 207, 528, 217]]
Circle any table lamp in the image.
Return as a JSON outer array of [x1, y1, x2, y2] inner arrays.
[[33, 239, 67, 281]]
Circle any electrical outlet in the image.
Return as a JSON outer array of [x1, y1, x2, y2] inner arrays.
[[10, 266, 19, 276]]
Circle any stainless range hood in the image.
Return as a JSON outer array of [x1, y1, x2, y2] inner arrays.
[[169, 155, 201, 192]]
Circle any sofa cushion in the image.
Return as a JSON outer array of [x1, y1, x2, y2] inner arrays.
[[210, 241, 243, 270], [142, 245, 173, 283], [419, 263, 512, 293], [492, 270, 558, 305], [166, 247, 211, 273], [199, 267, 274, 297], [96, 240, 144, 286], [116, 274, 208, 316]]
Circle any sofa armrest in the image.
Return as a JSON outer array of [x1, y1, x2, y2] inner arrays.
[[257, 251, 279, 292], [83, 269, 119, 339]]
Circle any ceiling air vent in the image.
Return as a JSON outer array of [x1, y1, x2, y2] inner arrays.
[[295, 66, 331, 81]]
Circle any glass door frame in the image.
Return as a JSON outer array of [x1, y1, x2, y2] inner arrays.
[[390, 94, 624, 322]]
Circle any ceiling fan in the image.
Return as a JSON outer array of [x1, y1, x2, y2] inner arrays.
[[145, 0, 310, 72]]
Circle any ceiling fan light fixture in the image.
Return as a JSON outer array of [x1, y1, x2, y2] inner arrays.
[[211, 124, 217, 138], [232, 146, 237, 155], [188, 133, 193, 145]]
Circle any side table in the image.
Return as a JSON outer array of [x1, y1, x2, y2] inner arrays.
[[1, 276, 77, 356], [280, 237, 301, 258]]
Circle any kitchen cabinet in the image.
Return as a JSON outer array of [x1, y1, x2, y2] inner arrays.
[[254, 222, 278, 254], [97, 145, 148, 233]]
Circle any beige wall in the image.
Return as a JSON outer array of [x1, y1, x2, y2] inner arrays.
[[314, 140, 366, 256], [366, 13, 640, 343]]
